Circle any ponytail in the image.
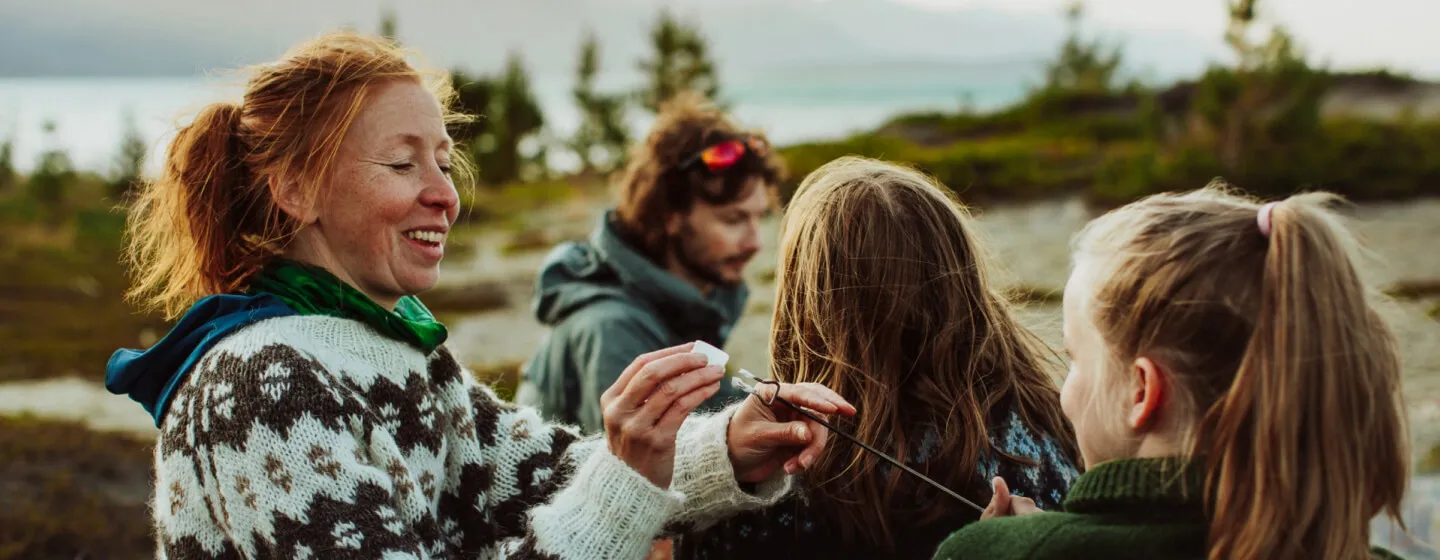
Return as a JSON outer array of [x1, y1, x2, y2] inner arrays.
[[1073, 185, 1410, 560], [1200, 197, 1408, 559], [126, 102, 277, 317]]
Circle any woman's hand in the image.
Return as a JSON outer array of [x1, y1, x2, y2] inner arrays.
[[726, 381, 856, 483], [601, 343, 724, 489], [981, 476, 1043, 519]]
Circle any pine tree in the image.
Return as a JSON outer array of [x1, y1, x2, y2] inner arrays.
[[29, 120, 75, 223], [109, 109, 147, 200], [0, 127, 14, 194], [637, 9, 721, 113], [1042, 2, 1123, 94], [571, 31, 630, 174], [379, 7, 399, 42], [450, 53, 547, 186]]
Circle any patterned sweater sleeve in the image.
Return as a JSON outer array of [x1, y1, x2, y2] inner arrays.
[[458, 371, 795, 558]]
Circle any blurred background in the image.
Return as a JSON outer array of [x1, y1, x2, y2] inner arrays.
[[1, 0, 1438, 557]]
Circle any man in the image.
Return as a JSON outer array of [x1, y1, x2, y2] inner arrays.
[[517, 93, 784, 433]]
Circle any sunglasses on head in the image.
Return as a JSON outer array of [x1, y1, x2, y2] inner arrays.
[[680, 136, 770, 175]]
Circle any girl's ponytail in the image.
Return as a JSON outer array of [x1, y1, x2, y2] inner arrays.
[[1073, 186, 1409, 560], [1201, 195, 1408, 559]]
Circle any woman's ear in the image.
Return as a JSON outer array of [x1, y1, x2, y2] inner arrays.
[[1127, 356, 1167, 432], [268, 175, 317, 225]]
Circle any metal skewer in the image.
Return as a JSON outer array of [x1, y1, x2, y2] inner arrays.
[[732, 369, 986, 514]]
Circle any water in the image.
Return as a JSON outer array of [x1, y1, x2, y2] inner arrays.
[[0, 72, 1028, 175]]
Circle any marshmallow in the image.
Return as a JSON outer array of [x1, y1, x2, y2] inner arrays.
[[693, 340, 730, 368]]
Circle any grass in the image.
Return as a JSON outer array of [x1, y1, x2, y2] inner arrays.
[[0, 414, 154, 560], [0, 190, 170, 384], [423, 280, 511, 314], [778, 87, 1440, 207], [1419, 442, 1440, 475], [456, 177, 605, 228]]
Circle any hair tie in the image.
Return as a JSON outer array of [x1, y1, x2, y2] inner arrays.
[[1257, 202, 1277, 237]]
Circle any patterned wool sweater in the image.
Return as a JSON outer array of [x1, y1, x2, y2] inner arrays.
[[153, 315, 792, 559]]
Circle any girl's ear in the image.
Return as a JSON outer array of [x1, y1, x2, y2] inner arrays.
[[1127, 356, 1167, 432], [269, 175, 317, 225]]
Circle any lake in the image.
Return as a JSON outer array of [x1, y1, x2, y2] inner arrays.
[[0, 71, 1029, 175]]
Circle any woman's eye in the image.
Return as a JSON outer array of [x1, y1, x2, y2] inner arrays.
[[438, 163, 453, 175], [388, 163, 415, 172]]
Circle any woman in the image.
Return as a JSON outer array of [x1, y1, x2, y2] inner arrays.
[[104, 32, 852, 559], [935, 186, 1408, 559], [677, 157, 1081, 559]]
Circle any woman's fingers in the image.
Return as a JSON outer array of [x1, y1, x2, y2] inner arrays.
[[742, 420, 813, 449], [602, 343, 696, 403], [616, 363, 722, 437], [794, 416, 829, 471], [770, 382, 856, 416], [636, 365, 723, 426], [652, 377, 723, 435], [609, 352, 710, 413]]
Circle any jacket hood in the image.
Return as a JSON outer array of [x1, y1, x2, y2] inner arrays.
[[531, 210, 748, 334], [105, 293, 295, 427]]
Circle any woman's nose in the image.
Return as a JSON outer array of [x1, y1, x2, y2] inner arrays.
[[420, 166, 460, 214]]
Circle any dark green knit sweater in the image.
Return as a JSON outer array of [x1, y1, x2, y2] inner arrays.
[[932, 457, 1405, 560]]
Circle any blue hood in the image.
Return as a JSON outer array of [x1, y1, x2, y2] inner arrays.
[[105, 293, 296, 427]]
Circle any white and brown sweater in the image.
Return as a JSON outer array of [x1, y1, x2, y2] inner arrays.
[[154, 315, 790, 559]]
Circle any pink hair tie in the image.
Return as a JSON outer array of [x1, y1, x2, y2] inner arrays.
[[1257, 202, 1277, 237]]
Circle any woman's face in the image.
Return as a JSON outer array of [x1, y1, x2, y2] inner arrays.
[[1060, 260, 1130, 469], [291, 79, 459, 308]]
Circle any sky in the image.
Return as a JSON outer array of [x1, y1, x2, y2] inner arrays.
[[0, 0, 1436, 78], [895, 0, 1440, 75]]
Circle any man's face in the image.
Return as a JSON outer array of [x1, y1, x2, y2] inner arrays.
[[666, 180, 773, 288]]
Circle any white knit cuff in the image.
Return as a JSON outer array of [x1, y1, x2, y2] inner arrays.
[[671, 405, 794, 524], [527, 445, 683, 559]]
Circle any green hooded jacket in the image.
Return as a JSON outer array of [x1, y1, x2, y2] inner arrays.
[[517, 210, 748, 433]]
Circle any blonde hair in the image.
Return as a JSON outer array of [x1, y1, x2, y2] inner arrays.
[[126, 31, 472, 318], [1071, 183, 1408, 559], [773, 156, 1077, 550]]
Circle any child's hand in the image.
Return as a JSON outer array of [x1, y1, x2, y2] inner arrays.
[[981, 476, 1043, 519]]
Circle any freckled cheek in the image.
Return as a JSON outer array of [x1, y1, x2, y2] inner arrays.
[[349, 205, 413, 259]]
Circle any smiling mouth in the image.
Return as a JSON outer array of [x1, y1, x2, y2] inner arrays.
[[404, 229, 445, 248]]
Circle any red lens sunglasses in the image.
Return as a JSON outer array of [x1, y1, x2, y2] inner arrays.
[[681, 136, 770, 175]]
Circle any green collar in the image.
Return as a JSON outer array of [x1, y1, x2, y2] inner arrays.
[[248, 259, 448, 354], [1063, 457, 1208, 515]]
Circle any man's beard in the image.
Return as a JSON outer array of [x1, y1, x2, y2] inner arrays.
[[670, 226, 752, 289]]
